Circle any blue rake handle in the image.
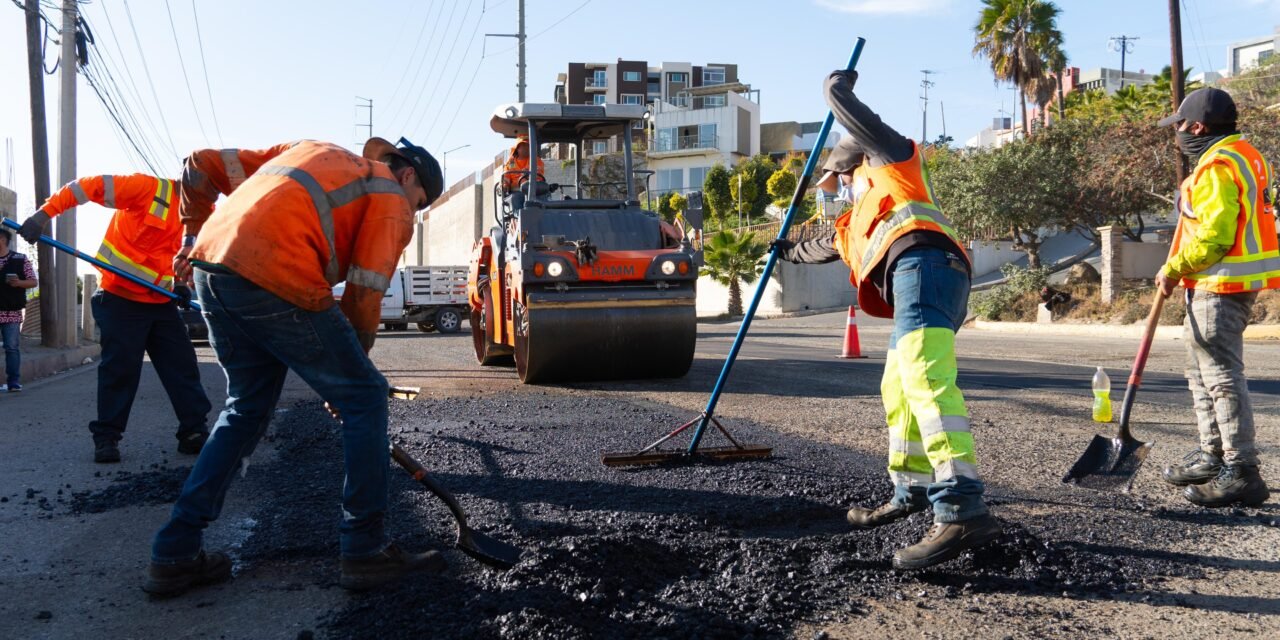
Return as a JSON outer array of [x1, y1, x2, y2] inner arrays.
[[1, 217, 200, 311], [687, 37, 866, 454]]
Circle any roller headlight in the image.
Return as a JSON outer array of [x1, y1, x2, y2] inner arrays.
[[547, 261, 564, 277], [660, 260, 676, 276], [505, 106, 518, 118]]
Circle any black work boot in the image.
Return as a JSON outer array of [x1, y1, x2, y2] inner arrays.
[[1184, 464, 1270, 508], [177, 431, 209, 455], [94, 441, 121, 464], [892, 514, 1002, 570], [339, 543, 447, 591], [1163, 449, 1224, 486], [142, 550, 233, 597], [847, 501, 923, 530]]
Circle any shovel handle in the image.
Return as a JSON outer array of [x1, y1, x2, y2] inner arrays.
[[1116, 294, 1166, 439], [390, 442, 471, 531]]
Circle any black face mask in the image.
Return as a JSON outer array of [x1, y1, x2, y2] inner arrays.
[[1176, 130, 1233, 162]]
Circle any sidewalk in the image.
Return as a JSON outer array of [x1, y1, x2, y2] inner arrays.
[[14, 335, 101, 384]]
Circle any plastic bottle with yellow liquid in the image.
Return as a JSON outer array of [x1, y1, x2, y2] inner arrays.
[[1092, 366, 1112, 423]]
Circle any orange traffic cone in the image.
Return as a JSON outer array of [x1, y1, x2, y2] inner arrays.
[[837, 305, 867, 359]]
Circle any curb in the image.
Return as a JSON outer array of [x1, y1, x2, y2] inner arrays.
[[18, 343, 101, 382], [697, 304, 852, 323], [973, 320, 1280, 341]]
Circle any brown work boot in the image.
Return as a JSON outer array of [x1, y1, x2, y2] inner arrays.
[[339, 543, 447, 591], [847, 501, 923, 530], [1163, 449, 1223, 487], [142, 550, 233, 598], [94, 441, 121, 464], [1184, 464, 1270, 508], [892, 514, 1002, 570]]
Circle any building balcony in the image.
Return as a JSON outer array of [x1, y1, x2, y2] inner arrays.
[[650, 134, 720, 157], [585, 77, 608, 90]]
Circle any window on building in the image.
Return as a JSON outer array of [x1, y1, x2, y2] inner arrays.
[[703, 94, 726, 108], [703, 67, 726, 85], [593, 140, 609, 154], [668, 72, 687, 83], [657, 127, 676, 152], [698, 123, 717, 149], [657, 168, 685, 193], [593, 94, 607, 105], [621, 94, 644, 105], [633, 119, 646, 130], [623, 70, 642, 82], [688, 166, 711, 191], [592, 69, 607, 86]]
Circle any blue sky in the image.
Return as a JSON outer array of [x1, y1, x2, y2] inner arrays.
[[1, 0, 1278, 262]]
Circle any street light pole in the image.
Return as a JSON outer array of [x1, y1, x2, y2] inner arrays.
[[736, 173, 742, 229], [441, 144, 471, 188]]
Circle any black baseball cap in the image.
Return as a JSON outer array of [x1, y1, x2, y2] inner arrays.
[[363, 136, 445, 207], [1157, 87, 1238, 128], [816, 136, 867, 192]]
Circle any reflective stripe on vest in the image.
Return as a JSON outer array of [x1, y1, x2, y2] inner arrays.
[[221, 149, 247, 190], [346, 265, 390, 292], [95, 238, 174, 290], [257, 165, 404, 285], [858, 202, 960, 271], [1215, 148, 1262, 255], [148, 180, 173, 221], [1181, 142, 1278, 292], [103, 175, 116, 208], [69, 181, 90, 205]]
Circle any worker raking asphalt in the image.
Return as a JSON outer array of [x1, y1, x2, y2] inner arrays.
[[75, 393, 1199, 639]]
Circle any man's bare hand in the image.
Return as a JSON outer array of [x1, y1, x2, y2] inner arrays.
[[173, 245, 194, 286], [1155, 271, 1179, 298]]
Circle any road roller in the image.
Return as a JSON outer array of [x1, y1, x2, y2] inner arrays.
[[467, 103, 698, 384]]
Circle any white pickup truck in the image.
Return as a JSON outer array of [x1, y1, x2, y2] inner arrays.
[[333, 265, 469, 333]]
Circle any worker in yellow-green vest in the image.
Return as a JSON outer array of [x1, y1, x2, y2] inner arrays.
[[1156, 87, 1275, 508], [772, 69, 998, 570]]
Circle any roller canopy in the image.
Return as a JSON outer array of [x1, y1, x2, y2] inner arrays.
[[490, 103, 649, 142]]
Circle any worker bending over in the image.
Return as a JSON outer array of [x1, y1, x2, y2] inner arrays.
[[1157, 87, 1274, 508], [772, 70, 998, 569], [144, 136, 443, 597]]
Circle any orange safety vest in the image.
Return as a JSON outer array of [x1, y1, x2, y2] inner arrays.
[[502, 147, 544, 191], [190, 141, 414, 339], [833, 143, 969, 318], [40, 174, 180, 304], [1168, 137, 1280, 294]]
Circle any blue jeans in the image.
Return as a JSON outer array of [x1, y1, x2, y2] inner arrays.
[[1, 321, 19, 386], [884, 247, 987, 523], [152, 268, 391, 562]]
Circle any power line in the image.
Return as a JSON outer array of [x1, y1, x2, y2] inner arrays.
[[422, 2, 489, 145], [405, 0, 479, 137], [79, 29, 167, 172], [381, 0, 437, 118], [163, 0, 210, 146], [99, 1, 178, 160], [1184, 0, 1213, 76], [487, 0, 592, 58], [189, 0, 223, 146], [388, 0, 462, 134], [121, 0, 180, 160], [83, 9, 172, 169]]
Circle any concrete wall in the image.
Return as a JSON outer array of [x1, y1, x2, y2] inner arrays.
[[423, 183, 485, 266], [0, 185, 16, 221], [1121, 240, 1172, 279], [968, 240, 1025, 278], [696, 261, 853, 317]]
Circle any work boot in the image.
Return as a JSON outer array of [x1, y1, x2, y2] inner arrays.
[[94, 441, 121, 464], [176, 431, 209, 455], [339, 543, 447, 591], [892, 514, 1002, 570], [142, 550, 233, 598], [1163, 449, 1224, 486], [1184, 464, 1270, 508], [847, 501, 923, 530]]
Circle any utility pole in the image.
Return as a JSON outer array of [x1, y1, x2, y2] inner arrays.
[[1108, 36, 1138, 90], [1168, 0, 1188, 183], [919, 70, 936, 144], [24, 0, 56, 345], [354, 96, 373, 145], [485, 0, 527, 101], [54, 0, 78, 347], [940, 101, 947, 143]]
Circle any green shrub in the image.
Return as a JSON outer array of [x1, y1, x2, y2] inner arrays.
[[971, 264, 1050, 321]]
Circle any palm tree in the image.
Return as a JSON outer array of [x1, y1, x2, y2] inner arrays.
[[974, 0, 1066, 136], [701, 229, 767, 316]]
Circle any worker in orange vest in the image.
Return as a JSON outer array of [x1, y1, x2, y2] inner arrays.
[[18, 173, 231, 463], [146, 136, 443, 597], [1156, 88, 1275, 507], [771, 70, 997, 570], [502, 136, 544, 193]]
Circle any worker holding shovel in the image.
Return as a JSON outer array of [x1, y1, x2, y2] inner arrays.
[[772, 70, 999, 569], [1156, 87, 1274, 508]]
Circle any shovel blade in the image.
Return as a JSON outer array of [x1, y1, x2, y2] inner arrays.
[[1062, 434, 1153, 492], [601, 445, 773, 467], [457, 528, 523, 570]]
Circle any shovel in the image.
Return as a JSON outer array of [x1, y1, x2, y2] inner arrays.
[[382, 386, 523, 569], [1062, 295, 1163, 491]]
